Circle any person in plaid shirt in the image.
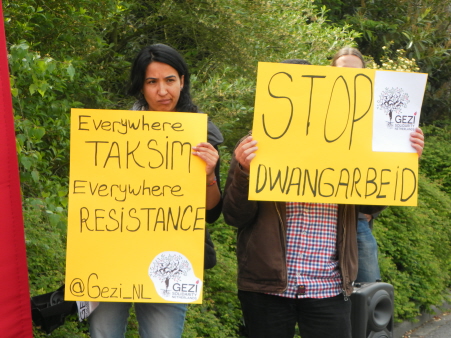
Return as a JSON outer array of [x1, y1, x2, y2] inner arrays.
[[222, 58, 425, 337]]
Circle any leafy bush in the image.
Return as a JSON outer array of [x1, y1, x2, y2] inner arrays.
[[9, 41, 111, 226], [192, 69, 256, 152], [419, 123, 451, 195], [375, 175, 451, 320], [315, 0, 451, 123]]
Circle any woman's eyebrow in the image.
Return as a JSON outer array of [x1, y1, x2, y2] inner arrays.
[[145, 74, 177, 81]]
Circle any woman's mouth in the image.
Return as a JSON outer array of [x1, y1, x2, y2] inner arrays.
[[158, 99, 171, 105]]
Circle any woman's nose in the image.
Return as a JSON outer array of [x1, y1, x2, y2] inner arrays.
[[157, 83, 168, 95]]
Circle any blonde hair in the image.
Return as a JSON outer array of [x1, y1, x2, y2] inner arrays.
[[331, 47, 365, 68]]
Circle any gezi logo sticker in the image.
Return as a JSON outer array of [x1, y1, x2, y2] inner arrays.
[[372, 71, 427, 153], [148, 251, 202, 302], [376, 87, 410, 129]]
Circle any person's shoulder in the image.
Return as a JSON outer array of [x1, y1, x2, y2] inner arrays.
[[203, 114, 224, 146]]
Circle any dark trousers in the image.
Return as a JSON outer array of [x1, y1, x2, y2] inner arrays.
[[238, 290, 352, 338]]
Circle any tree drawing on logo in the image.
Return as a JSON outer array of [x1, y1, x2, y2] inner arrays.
[[149, 253, 191, 294], [377, 87, 410, 127]]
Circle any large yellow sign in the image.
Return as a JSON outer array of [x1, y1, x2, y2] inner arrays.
[[250, 63, 427, 206], [65, 109, 207, 303]]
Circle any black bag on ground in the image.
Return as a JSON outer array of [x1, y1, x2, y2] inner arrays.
[[30, 285, 77, 334]]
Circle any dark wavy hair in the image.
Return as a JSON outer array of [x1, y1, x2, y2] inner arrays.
[[331, 47, 365, 68], [128, 44, 198, 112]]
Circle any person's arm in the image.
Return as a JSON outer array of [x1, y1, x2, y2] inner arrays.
[[223, 135, 260, 228], [205, 146, 222, 223]]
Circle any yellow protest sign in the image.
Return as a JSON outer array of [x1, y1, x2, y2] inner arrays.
[[250, 62, 428, 206], [65, 109, 207, 303]]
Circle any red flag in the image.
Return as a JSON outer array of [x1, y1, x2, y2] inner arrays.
[[0, 1, 33, 336]]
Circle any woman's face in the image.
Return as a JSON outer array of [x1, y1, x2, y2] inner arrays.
[[335, 55, 364, 68], [142, 61, 184, 112]]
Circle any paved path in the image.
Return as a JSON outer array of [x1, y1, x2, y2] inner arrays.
[[401, 311, 451, 338]]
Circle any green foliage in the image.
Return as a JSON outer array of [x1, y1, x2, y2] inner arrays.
[[366, 46, 421, 72], [10, 41, 72, 230], [3, 0, 116, 58], [9, 40, 111, 235], [315, 0, 451, 122], [375, 175, 451, 320], [33, 316, 90, 338], [191, 69, 255, 152], [3, 0, 131, 106], [25, 204, 66, 293], [419, 123, 451, 195]]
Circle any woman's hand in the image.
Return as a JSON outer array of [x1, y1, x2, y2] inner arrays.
[[235, 136, 258, 174], [410, 127, 425, 158], [192, 142, 219, 181], [192, 142, 220, 210]]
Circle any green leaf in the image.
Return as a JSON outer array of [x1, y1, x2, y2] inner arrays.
[[16, 134, 26, 147], [67, 63, 75, 81], [30, 127, 46, 140], [48, 213, 61, 227], [29, 83, 36, 95], [37, 81, 49, 97], [37, 59, 47, 73], [31, 170, 39, 183], [20, 156, 32, 170]]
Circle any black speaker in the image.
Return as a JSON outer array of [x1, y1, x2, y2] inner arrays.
[[351, 282, 394, 338]]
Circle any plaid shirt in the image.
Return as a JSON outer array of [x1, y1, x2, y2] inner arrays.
[[272, 202, 343, 299]]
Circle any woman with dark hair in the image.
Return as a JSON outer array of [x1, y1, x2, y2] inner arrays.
[[89, 43, 223, 338], [128, 44, 198, 113]]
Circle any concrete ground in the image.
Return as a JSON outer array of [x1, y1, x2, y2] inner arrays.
[[394, 302, 451, 338], [401, 311, 451, 338]]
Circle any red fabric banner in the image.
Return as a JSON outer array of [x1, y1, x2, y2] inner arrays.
[[0, 1, 33, 336]]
